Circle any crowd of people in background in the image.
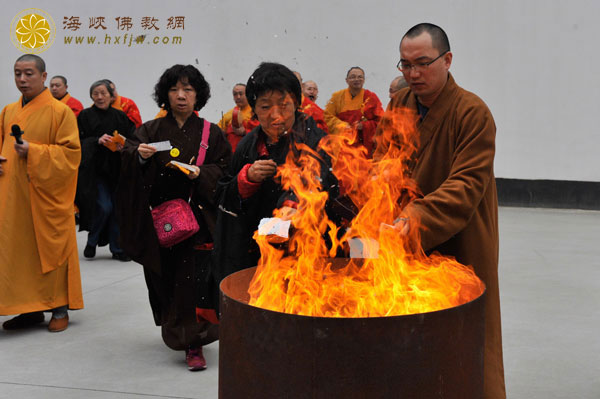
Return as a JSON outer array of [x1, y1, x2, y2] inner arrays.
[[0, 22, 506, 398]]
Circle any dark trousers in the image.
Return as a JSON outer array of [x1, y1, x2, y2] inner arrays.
[[87, 179, 123, 254]]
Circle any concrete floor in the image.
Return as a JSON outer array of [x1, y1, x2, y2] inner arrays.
[[0, 207, 599, 399]]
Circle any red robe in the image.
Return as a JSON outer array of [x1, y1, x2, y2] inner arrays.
[[218, 105, 259, 152], [112, 95, 142, 128], [324, 88, 383, 156], [60, 93, 83, 117], [300, 96, 328, 133]]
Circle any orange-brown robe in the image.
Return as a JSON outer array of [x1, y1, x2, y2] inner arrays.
[[59, 93, 84, 117], [112, 95, 142, 128], [0, 88, 83, 315], [376, 73, 505, 399], [324, 88, 383, 156], [300, 96, 328, 133], [154, 108, 198, 119], [218, 104, 259, 152]]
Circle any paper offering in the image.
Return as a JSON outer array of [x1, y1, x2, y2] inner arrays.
[[166, 160, 197, 175], [148, 140, 172, 151], [258, 217, 292, 239], [348, 237, 379, 259], [103, 130, 126, 152]]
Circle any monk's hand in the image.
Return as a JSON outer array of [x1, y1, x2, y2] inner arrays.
[[138, 143, 157, 159], [393, 217, 410, 236], [14, 139, 29, 159], [0, 156, 6, 176], [233, 126, 245, 136], [187, 165, 200, 180], [98, 134, 113, 146], [247, 159, 277, 183]]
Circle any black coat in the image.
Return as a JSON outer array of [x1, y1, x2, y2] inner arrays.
[[76, 105, 135, 231], [211, 113, 339, 285]]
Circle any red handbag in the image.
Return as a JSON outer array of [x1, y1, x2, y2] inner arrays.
[[152, 120, 210, 247]]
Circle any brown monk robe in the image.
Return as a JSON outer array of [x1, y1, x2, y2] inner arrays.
[[375, 73, 504, 398]]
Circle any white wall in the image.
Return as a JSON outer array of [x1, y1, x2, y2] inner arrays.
[[2, 0, 598, 181]]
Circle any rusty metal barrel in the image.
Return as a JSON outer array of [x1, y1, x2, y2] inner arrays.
[[219, 266, 486, 399]]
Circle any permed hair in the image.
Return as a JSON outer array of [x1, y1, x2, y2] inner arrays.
[[153, 64, 210, 112]]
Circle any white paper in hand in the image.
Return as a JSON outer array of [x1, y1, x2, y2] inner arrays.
[[148, 140, 172, 151], [348, 237, 379, 259], [258, 217, 292, 239]]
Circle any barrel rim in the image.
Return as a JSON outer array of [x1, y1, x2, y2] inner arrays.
[[220, 265, 486, 321]]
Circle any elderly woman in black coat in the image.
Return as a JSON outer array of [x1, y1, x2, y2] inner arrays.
[[77, 80, 134, 261], [212, 62, 338, 287]]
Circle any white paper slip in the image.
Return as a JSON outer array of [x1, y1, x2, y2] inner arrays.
[[258, 217, 292, 238], [348, 237, 379, 259], [148, 140, 172, 151], [168, 160, 197, 172]]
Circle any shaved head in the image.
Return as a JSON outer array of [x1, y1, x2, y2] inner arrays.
[[401, 23, 450, 54], [15, 54, 46, 73]]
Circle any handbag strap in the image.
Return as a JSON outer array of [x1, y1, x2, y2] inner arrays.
[[196, 119, 210, 166]]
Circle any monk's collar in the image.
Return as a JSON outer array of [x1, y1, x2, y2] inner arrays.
[[22, 88, 46, 105]]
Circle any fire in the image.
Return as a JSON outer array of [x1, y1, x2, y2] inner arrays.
[[247, 108, 485, 317]]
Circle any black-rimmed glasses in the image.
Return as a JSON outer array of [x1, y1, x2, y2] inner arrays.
[[397, 50, 448, 73]]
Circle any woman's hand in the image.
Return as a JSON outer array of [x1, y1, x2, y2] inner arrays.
[[138, 143, 157, 159], [187, 165, 200, 180], [98, 134, 113, 146], [247, 159, 277, 183]]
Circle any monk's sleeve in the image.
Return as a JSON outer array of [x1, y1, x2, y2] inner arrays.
[[324, 93, 349, 134], [362, 92, 383, 131], [403, 102, 496, 251], [124, 101, 142, 128], [27, 107, 80, 199], [218, 110, 232, 131], [27, 107, 81, 272]]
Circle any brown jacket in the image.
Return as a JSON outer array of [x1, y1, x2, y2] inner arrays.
[[377, 73, 505, 399]]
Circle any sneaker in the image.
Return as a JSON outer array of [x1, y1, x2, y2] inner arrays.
[[2, 312, 44, 330], [185, 347, 207, 371], [48, 314, 69, 332], [112, 252, 131, 262], [83, 244, 96, 258]]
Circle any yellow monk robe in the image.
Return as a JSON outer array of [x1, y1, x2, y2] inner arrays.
[[155, 108, 168, 119], [324, 88, 383, 156], [59, 93, 84, 117], [218, 104, 259, 152], [112, 95, 142, 128], [0, 88, 83, 315]]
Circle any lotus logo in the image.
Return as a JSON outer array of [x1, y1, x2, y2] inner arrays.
[[11, 9, 56, 54]]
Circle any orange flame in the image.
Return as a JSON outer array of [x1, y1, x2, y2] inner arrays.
[[248, 108, 484, 317]]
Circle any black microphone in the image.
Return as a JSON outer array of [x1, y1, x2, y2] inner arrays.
[[11, 125, 23, 144]]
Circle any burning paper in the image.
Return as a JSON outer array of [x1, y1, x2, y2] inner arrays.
[[248, 108, 484, 317]]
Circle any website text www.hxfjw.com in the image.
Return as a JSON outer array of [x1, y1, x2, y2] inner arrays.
[[63, 33, 182, 46]]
